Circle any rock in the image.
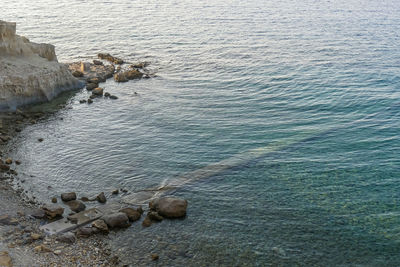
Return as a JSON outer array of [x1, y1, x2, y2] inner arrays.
[[80, 196, 90, 202], [86, 83, 97, 91], [142, 216, 152, 227], [147, 211, 163, 222], [119, 208, 141, 222], [79, 99, 87, 104], [137, 206, 144, 215], [112, 189, 119, 195], [96, 192, 107, 203], [0, 251, 12, 267], [51, 197, 57, 203], [114, 72, 128, 82], [15, 160, 21, 165], [61, 192, 76, 202], [0, 20, 83, 111], [0, 215, 18, 225], [87, 77, 100, 84], [98, 53, 124, 64], [53, 250, 62, 255], [104, 92, 110, 97], [89, 94, 97, 99], [93, 60, 103, 65], [34, 245, 52, 253], [101, 212, 130, 228], [151, 253, 159, 261], [66, 200, 86, 213], [30, 233, 42, 240], [38, 138, 44, 142], [30, 209, 46, 219], [56, 232, 76, 244], [77, 226, 99, 237], [87, 99, 93, 104], [149, 197, 188, 218], [92, 87, 104, 96], [125, 69, 143, 80], [72, 70, 84, 77], [5, 158, 12, 164], [0, 164, 10, 171], [109, 95, 118, 100], [42, 204, 64, 219], [92, 219, 109, 233]]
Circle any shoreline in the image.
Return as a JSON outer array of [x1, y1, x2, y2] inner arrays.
[[0, 111, 125, 266]]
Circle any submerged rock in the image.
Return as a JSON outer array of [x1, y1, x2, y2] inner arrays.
[[149, 197, 188, 218]]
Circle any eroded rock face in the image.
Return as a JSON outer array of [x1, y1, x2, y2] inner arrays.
[[0, 20, 83, 110]]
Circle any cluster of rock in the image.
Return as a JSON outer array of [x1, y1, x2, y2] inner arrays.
[[0, 20, 83, 111]]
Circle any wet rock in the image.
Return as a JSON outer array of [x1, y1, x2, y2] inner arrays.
[[66, 200, 86, 213], [80, 196, 90, 202], [92, 219, 109, 233], [42, 204, 64, 219], [149, 197, 188, 218], [101, 212, 130, 228], [89, 94, 97, 99], [130, 62, 148, 69], [0, 251, 12, 267], [114, 72, 128, 82], [92, 87, 104, 96], [30, 209, 46, 219], [87, 99, 93, 104], [119, 208, 141, 222], [56, 232, 76, 244], [5, 158, 12, 165], [87, 77, 100, 84], [112, 189, 119, 195], [79, 99, 87, 104], [38, 138, 44, 142], [51, 197, 57, 203], [137, 206, 144, 215], [151, 253, 159, 261], [0, 215, 18, 225], [98, 53, 124, 64], [96, 192, 107, 203], [109, 95, 118, 100], [0, 164, 10, 171], [104, 92, 111, 97], [77, 226, 99, 237], [15, 160, 21, 165], [142, 216, 152, 227], [86, 83, 97, 90], [147, 211, 163, 221], [61, 192, 76, 202], [72, 70, 84, 77], [93, 60, 103, 65], [125, 69, 143, 80]]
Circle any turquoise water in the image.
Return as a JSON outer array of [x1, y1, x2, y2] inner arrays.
[[4, 0, 400, 265]]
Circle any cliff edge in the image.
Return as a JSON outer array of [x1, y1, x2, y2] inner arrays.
[[0, 20, 83, 110]]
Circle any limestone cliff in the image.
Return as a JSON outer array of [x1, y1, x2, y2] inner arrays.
[[0, 20, 83, 110]]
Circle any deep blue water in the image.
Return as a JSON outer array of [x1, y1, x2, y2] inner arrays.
[[3, 0, 400, 265]]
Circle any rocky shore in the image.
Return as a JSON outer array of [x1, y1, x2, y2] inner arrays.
[[0, 20, 187, 267]]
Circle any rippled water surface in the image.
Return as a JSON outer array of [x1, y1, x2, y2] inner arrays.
[[3, 0, 400, 265]]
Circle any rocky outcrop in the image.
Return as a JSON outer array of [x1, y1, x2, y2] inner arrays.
[[0, 20, 83, 110]]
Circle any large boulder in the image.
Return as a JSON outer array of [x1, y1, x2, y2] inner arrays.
[[101, 212, 130, 228], [149, 197, 188, 218]]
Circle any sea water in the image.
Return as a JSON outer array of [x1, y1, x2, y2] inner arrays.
[[3, 0, 400, 265]]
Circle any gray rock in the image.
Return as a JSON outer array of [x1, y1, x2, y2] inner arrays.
[[96, 192, 107, 203], [101, 212, 130, 228], [30, 209, 46, 219], [42, 204, 64, 219], [56, 232, 76, 243], [149, 197, 188, 218], [66, 200, 86, 213], [119, 208, 141, 222], [61, 192, 76, 202]]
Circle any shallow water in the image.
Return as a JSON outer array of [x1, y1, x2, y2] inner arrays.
[[3, 0, 400, 265]]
